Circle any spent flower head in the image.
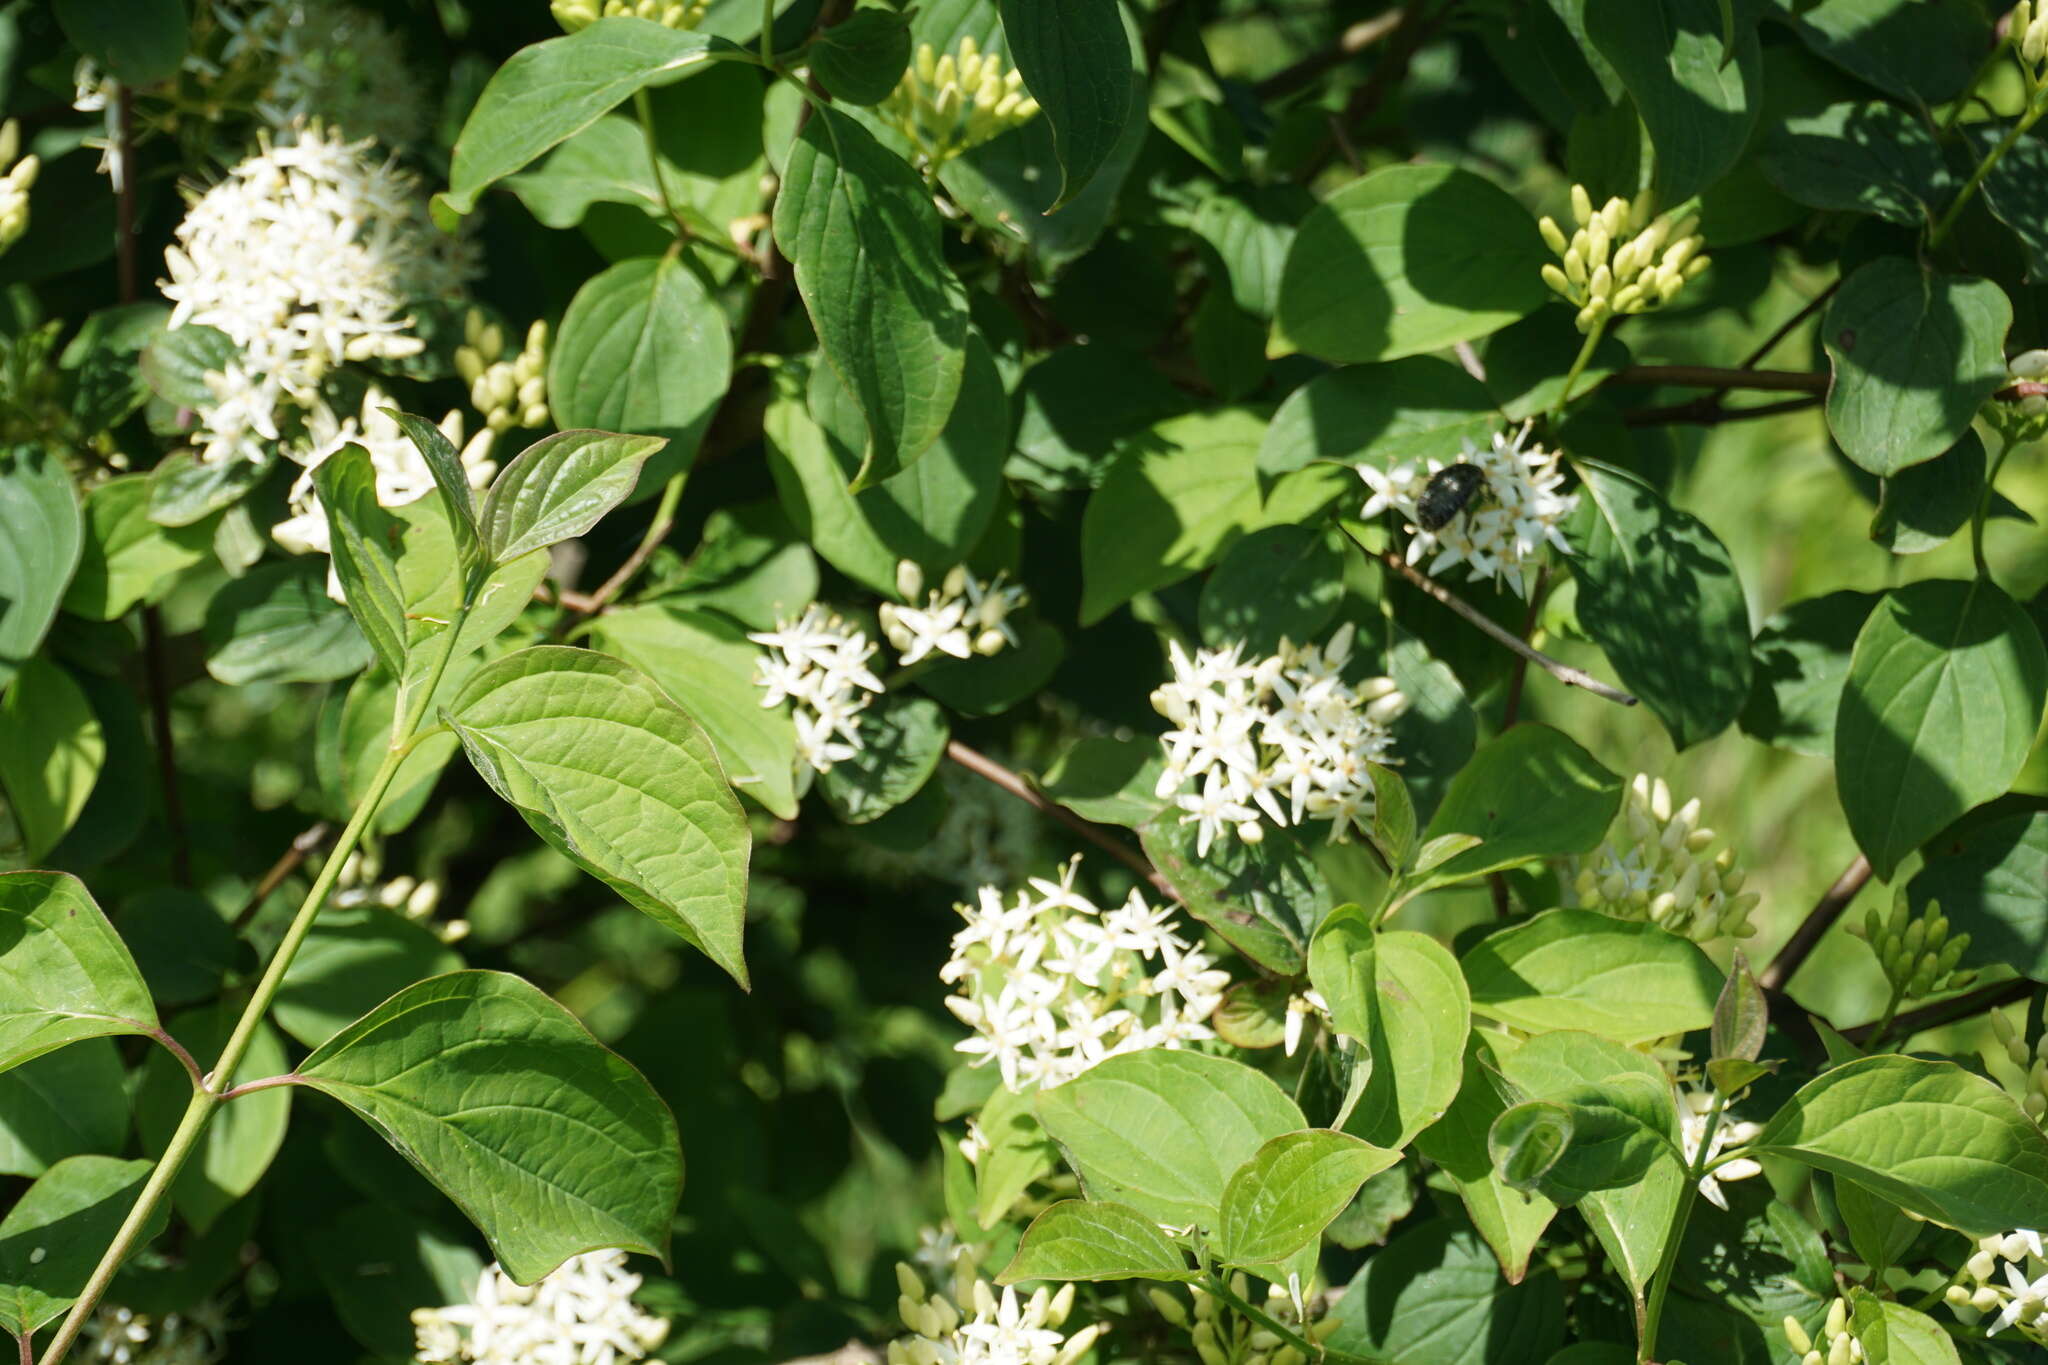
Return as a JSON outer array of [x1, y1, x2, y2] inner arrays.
[[880, 38, 1041, 167], [881, 560, 1028, 666], [1538, 185, 1708, 334], [1571, 773, 1759, 943], [750, 604, 886, 774], [411, 1249, 669, 1364], [1150, 624, 1406, 856], [942, 858, 1227, 1092], [1358, 426, 1576, 599]]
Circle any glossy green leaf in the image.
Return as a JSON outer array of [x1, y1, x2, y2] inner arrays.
[[548, 258, 730, 492], [1740, 589, 1881, 759], [1040, 736, 1165, 829], [1835, 578, 2047, 881], [1326, 1221, 1566, 1365], [1417, 725, 1622, 886], [387, 412, 485, 577], [117, 889, 243, 1009], [480, 430, 667, 565], [312, 445, 411, 681], [0, 659, 103, 861], [300, 970, 682, 1284], [773, 106, 971, 487], [443, 17, 742, 215], [0, 872, 156, 1074], [1786, 0, 1984, 104], [1488, 1101, 1573, 1195], [1907, 810, 2048, 984], [1822, 257, 2010, 477], [1462, 910, 1721, 1044], [1584, 0, 1760, 202], [1758, 101, 1951, 226], [388, 496, 551, 688], [1415, 1035, 1559, 1282], [1836, 1177, 1920, 1274], [446, 646, 752, 986], [1034, 1048, 1303, 1229], [1972, 125, 2048, 282], [202, 560, 374, 686], [1277, 163, 1549, 364], [995, 0, 1133, 208], [52, 0, 186, 85], [818, 694, 948, 824], [1140, 816, 1329, 975], [1217, 1129, 1399, 1267], [1753, 1055, 2048, 1234], [0, 447, 83, 690], [1871, 432, 2029, 556], [1256, 357, 1498, 487], [998, 1200, 1196, 1284], [973, 1081, 1057, 1228], [1849, 1292, 1960, 1365], [810, 7, 912, 105], [1566, 460, 1752, 749], [61, 475, 212, 621], [1490, 1073, 1676, 1202], [273, 905, 465, 1050], [136, 1003, 290, 1234], [0, 1155, 162, 1337], [0, 1041, 128, 1178], [1198, 526, 1344, 656]]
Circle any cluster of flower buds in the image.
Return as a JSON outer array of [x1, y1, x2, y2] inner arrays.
[[1573, 773, 1759, 943], [1947, 1229, 2048, 1344], [889, 1255, 1104, 1365], [456, 312, 550, 434], [0, 121, 38, 256], [331, 851, 468, 945], [1991, 1010, 2048, 1122], [1538, 186, 1708, 333], [78, 1301, 225, 1365], [1991, 348, 2048, 443], [879, 38, 1041, 167], [1783, 1299, 1865, 1365], [2011, 3, 2048, 76], [552, 0, 709, 32], [1149, 1275, 1334, 1365], [880, 560, 1026, 666], [1857, 899, 1974, 1002]]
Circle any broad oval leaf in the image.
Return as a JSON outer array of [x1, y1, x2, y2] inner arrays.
[[479, 430, 667, 565], [1907, 809, 2048, 985], [810, 7, 913, 106], [0, 446, 84, 691], [1822, 257, 2010, 477], [202, 559, 373, 686], [1197, 525, 1344, 656], [998, 1200, 1196, 1284], [312, 445, 410, 681], [1584, 0, 1760, 202], [996, 0, 1134, 209], [446, 646, 752, 986], [1277, 163, 1549, 365], [299, 970, 683, 1284], [273, 905, 465, 1050], [1488, 1101, 1573, 1195], [1750, 1055, 2048, 1235], [1417, 725, 1623, 887], [773, 106, 971, 488], [1256, 357, 1498, 486], [0, 1154, 164, 1336], [973, 1081, 1058, 1229], [0, 872, 156, 1074], [817, 694, 949, 824], [61, 474, 212, 622], [1834, 578, 2047, 881], [1217, 1129, 1400, 1268], [1849, 1293, 1963, 1365], [0, 1040, 129, 1178], [1326, 1220, 1566, 1365], [1758, 100, 1952, 226], [0, 659, 104, 861], [1740, 589, 1882, 760], [1462, 910, 1721, 1044], [1413, 1035, 1559, 1282], [1033, 1048, 1304, 1229], [1140, 816, 1329, 975]]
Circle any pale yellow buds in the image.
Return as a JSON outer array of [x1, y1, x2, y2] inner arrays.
[[1573, 772, 1757, 942], [1539, 185, 1708, 332], [553, 0, 709, 31], [0, 121, 39, 256], [2014, 3, 2048, 75], [458, 310, 551, 435], [1861, 898, 1975, 1001], [880, 38, 1042, 168]]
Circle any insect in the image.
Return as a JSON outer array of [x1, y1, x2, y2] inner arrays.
[[1415, 462, 1487, 531]]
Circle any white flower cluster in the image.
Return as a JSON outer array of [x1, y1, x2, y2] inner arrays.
[[0, 120, 37, 257], [1150, 625, 1406, 858], [1571, 773, 1759, 943], [161, 124, 468, 468], [890, 1253, 1104, 1365], [1991, 1009, 2048, 1121], [1150, 1274, 1334, 1365], [1947, 1229, 2048, 1344], [942, 860, 1228, 1092], [457, 312, 552, 434], [880, 38, 1042, 167], [1358, 426, 1577, 599], [553, 0, 711, 30], [1783, 1298, 1865, 1365], [881, 561, 1027, 666], [1538, 185, 1708, 334], [751, 604, 886, 774], [219, 0, 431, 150], [411, 1250, 668, 1365], [78, 1302, 225, 1365], [1677, 1087, 1762, 1211]]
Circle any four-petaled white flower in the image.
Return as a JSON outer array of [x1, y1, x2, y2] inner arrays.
[[1357, 426, 1577, 599], [880, 561, 1028, 666], [411, 1250, 668, 1365], [750, 604, 886, 774], [1678, 1087, 1763, 1212]]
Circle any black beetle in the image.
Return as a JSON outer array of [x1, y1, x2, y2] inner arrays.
[[1416, 463, 1486, 531]]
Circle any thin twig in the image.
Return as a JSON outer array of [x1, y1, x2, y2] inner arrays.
[[146, 1027, 204, 1092], [1356, 538, 1639, 707], [944, 740, 1178, 899], [1738, 282, 1841, 370], [1608, 364, 1827, 394], [1844, 978, 2031, 1047], [1499, 566, 1548, 730], [1253, 8, 1406, 99], [217, 1073, 303, 1102], [140, 607, 191, 886], [231, 823, 334, 932], [1759, 855, 1871, 992], [1623, 395, 1821, 428]]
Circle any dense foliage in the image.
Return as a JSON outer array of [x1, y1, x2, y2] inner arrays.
[[2, 1, 2048, 1364]]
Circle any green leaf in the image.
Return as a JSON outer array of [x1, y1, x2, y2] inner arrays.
[[1416, 725, 1623, 886], [0, 446, 83, 690], [973, 1081, 1058, 1228], [1488, 1101, 1574, 1195], [0, 1155, 163, 1337], [1566, 460, 1752, 749], [589, 603, 800, 819], [1140, 817, 1329, 975], [1081, 408, 1343, 625], [202, 560, 374, 686], [446, 646, 752, 986], [388, 496, 551, 687], [299, 970, 682, 1284], [143, 449, 264, 529], [810, 7, 913, 105], [117, 889, 243, 1009], [1785, 0, 1984, 105], [1008, 344, 1190, 494], [0, 659, 103, 861], [1711, 949, 1767, 1066], [1822, 257, 2010, 477], [136, 1003, 290, 1234], [0, 872, 156, 1073], [1584, 0, 1760, 202], [1908, 810, 2048, 984], [329, 659, 474, 836], [918, 617, 1067, 717], [1751, 1055, 2048, 1235], [443, 17, 742, 216], [1849, 1292, 1960, 1365], [273, 905, 465, 1050], [1835, 578, 2048, 881], [480, 429, 667, 565], [1758, 101, 1951, 226], [1462, 910, 1722, 1044], [1835, 1178, 1920, 1275], [1971, 126, 2048, 283], [773, 106, 971, 487], [387, 412, 485, 577], [1040, 736, 1165, 829], [52, 0, 186, 85], [1034, 1048, 1304, 1229], [1740, 589, 1881, 759], [138, 323, 237, 413], [1480, 309, 1631, 422], [818, 694, 949, 824], [1490, 1073, 1676, 1202], [1325, 1221, 1566, 1365], [1306, 910, 1471, 1150], [1414, 1035, 1559, 1282], [61, 475, 212, 621], [1217, 1129, 1400, 1267], [1871, 432, 2028, 556], [1198, 526, 1344, 656], [998, 1200, 1196, 1283], [312, 445, 411, 681], [0, 1042, 127, 1178], [996, 0, 1134, 209], [312, 1209, 486, 1361], [1256, 358, 1499, 487], [1277, 163, 1550, 365], [548, 258, 731, 492]]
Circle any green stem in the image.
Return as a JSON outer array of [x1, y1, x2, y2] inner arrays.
[[1971, 431, 2017, 580], [1943, 39, 2012, 134], [1863, 981, 1908, 1052], [36, 614, 471, 1365], [632, 88, 689, 240], [1639, 1094, 1721, 1364], [1551, 316, 1610, 417], [760, 0, 777, 67], [1931, 106, 2040, 250]]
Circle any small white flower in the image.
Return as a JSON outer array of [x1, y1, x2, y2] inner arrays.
[[750, 605, 886, 774], [1989, 1261, 2048, 1337], [1677, 1087, 1763, 1212], [880, 562, 1027, 666], [411, 1250, 668, 1364], [1358, 426, 1576, 598]]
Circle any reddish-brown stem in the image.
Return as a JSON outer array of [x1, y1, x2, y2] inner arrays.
[[1609, 364, 1827, 394], [147, 1027, 204, 1092], [1844, 978, 2030, 1047], [944, 740, 1177, 900], [217, 1073, 303, 1102], [1759, 855, 1872, 992], [231, 822, 333, 932]]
